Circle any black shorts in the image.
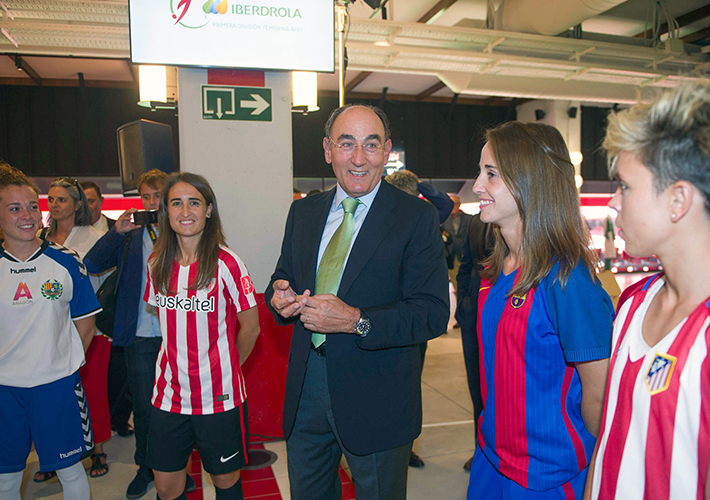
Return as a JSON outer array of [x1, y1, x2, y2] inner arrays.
[[145, 402, 249, 475]]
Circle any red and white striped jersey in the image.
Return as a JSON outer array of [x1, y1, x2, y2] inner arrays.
[[591, 274, 710, 500], [144, 246, 257, 415]]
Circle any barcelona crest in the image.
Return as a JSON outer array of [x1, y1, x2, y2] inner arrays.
[[41, 279, 63, 301], [645, 353, 677, 395], [510, 293, 526, 309]]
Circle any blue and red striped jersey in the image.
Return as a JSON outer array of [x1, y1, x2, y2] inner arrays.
[[477, 262, 614, 491]]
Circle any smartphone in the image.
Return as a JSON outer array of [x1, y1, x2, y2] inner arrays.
[[132, 210, 159, 225]]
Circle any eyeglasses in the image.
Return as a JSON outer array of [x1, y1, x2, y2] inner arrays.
[[329, 139, 383, 155]]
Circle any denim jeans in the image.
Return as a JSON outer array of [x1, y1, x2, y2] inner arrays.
[[124, 336, 162, 467]]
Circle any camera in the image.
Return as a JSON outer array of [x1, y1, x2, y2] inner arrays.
[[132, 210, 159, 225]]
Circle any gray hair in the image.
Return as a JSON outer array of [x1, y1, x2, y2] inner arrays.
[[385, 169, 419, 197], [47, 177, 92, 234], [323, 104, 391, 143], [603, 81, 710, 215]]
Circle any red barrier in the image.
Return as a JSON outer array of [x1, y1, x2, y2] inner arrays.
[[241, 293, 294, 439]]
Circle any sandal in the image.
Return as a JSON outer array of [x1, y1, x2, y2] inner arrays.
[[33, 470, 57, 483], [89, 453, 109, 478]]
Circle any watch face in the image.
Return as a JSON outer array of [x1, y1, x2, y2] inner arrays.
[[356, 318, 371, 336]]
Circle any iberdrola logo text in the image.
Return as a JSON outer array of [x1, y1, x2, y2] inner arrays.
[[171, 1, 302, 29]]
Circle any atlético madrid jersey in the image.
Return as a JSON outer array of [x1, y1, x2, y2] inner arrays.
[[0, 240, 101, 388], [477, 262, 613, 491], [591, 274, 710, 500], [145, 246, 257, 415]]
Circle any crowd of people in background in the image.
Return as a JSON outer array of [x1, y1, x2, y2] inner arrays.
[[1, 80, 709, 500]]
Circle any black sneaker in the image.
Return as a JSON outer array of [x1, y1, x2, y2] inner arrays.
[[126, 466, 154, 499]]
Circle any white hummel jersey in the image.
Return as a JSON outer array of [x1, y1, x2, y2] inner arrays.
[[591, 274, 710, 500], [0, 241, 101, 387], [145, 246, 257, 415]]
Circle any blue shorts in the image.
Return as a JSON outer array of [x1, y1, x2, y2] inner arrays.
[[467, 448, 588, 500], [0, 372, 94, 473]]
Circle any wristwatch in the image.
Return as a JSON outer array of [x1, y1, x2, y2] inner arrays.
[[354, 309, 371, 337]]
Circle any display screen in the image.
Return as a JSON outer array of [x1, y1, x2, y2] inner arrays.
[[129, 0, 335, 72]]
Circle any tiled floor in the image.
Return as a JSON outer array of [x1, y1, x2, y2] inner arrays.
[[19, 326, 474, 499]]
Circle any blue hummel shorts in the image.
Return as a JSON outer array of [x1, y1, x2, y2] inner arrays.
[[0, 371, 94, 473]]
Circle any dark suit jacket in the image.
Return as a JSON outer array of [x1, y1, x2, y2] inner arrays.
[[455, 214, 493, 332], [84, 225, 145, 347], [441, 212, 473, 262], [265, 181, 449, 456]]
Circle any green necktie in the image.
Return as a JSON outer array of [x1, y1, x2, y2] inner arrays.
[[312, 197, 360, 348]]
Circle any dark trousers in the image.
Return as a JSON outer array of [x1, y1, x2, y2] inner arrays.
[[461, 326, 483, 425], [107, 345, 132, 427], [125, 336, 162, 467], [287, 352, 411, 500]]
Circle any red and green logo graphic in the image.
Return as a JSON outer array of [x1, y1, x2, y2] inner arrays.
[[171, 0, 226, 28]]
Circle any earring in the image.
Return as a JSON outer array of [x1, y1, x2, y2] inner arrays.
[[671, 213, 677, 220]]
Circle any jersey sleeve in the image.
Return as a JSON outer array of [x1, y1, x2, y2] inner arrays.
[[222, 250, 257, 313], [544, 263, 614, 363], [68, 256, 102, 320], [144, 263, 156, 306]]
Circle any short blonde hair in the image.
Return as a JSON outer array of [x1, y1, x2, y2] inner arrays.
[[604, 81, 710, 214]]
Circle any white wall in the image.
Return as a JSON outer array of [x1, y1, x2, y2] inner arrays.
[[177, 68, 293, 292], [516, 99, 583, 178]]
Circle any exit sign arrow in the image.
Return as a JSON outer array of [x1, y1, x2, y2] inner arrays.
[[240, 94, 270, 115]]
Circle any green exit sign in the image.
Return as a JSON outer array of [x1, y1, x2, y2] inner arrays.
[[202, 86, 272, 122]]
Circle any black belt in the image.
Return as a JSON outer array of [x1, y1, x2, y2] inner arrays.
[[310, 342, 326, 357]]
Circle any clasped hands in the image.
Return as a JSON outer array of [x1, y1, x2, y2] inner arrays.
[[270, 279, 359, 334]]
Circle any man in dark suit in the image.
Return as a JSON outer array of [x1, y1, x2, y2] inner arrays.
[[441, 195, 473, 291], [266, 104, 449, 499]]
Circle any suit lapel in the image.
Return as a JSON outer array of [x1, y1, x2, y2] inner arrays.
[[338, 182, 397, 298], [300, 189, 335, 293]]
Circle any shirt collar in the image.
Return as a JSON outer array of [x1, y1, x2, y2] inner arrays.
[[334, 180, 381, 212]]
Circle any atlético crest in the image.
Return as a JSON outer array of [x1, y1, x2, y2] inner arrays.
[[510, 293, 526, 309], [41, 279, 63, 301], [645, 353, 677, 395]]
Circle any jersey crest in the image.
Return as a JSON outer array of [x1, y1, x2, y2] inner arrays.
[[510, 293, 526, 308], [41, 279, 63, 300], [645, 352, 677, 395]]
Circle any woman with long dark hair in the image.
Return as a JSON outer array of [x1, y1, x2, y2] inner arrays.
[[144, 172, 260, 500], [467, 122, 614, 498]]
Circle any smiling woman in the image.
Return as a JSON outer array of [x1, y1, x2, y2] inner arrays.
[[0, 164, 99, 500], [144, 172, 260, 500], [467, 122, 613, 499]]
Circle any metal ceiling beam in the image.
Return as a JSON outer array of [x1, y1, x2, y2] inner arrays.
[[419, 0, 459, 25], [634, 5, 710, 39], [415, 81, 446, 100], [682, 26, 710, 45], [343, 1, 460, 98], [9, 54, 42, 85], [345, 70, 372, 93], [0, 76, 134, 88]]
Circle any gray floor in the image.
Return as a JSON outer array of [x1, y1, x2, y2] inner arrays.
[[19, 326, 475, 499]]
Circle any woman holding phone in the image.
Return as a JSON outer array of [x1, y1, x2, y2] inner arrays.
[[144, 172, 260, 500]]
